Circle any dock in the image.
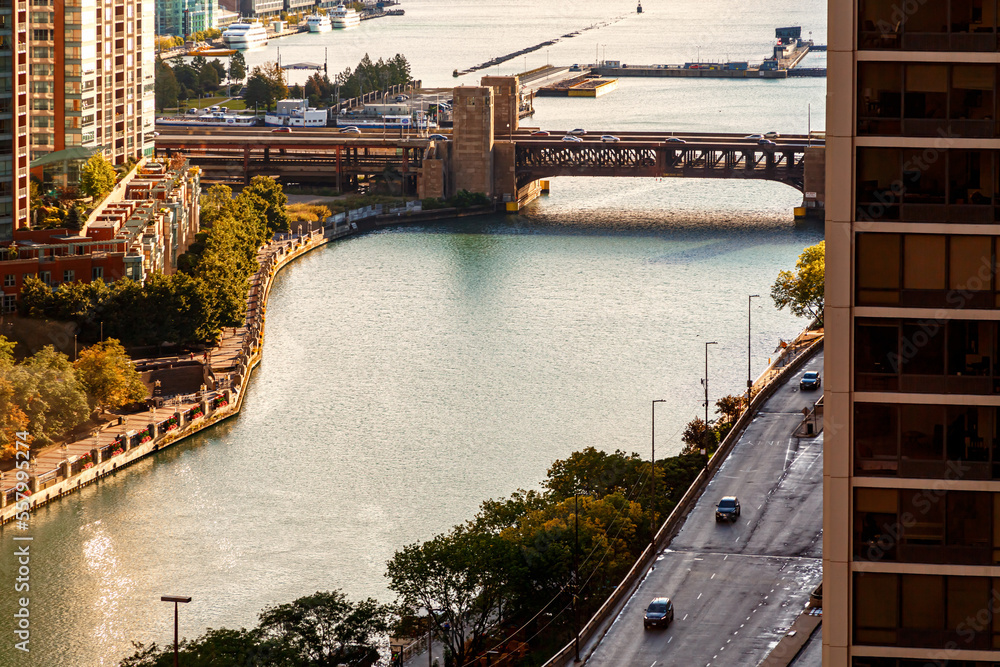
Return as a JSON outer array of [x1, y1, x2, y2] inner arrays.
[[537, 74, 618, 97]]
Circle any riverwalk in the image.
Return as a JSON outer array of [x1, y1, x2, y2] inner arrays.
[[0, 201, 498, 526]]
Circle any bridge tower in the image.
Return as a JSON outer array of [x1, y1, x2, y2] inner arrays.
[[450, 86, 495, 197], [798, 145, 826, 220]]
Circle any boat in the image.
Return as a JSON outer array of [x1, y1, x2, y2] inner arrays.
[[264, 99, 329, 128], [306, 13, 332, 32], [186, 45, 237, 56], [222, 21, 269, 49], [330, 3, 361, 29], [335, 114, 436, 130], [155, 112, 259, 128]]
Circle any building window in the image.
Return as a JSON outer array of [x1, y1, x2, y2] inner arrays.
[[30, 29, 52, 40], [39, 271, 50, 286], [92, 266, 103, 281], [859, 0, 999, 51], [856, 233, 998, 308], [2, 274, 12, 287], [62, 269, 74, 283], [854, 573, 993, 649], [858, 62, 999, 137], [1, 294, 15, 313]]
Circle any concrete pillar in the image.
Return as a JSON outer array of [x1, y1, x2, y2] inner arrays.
[[223, 388, 232, 404], [480, 75, 520, 135], [29, 474, 39, 494], [148, 423, 158, 439], [91, 447, 102, 466], [199, 399, 209, 417], [1, 487, 6, 507], [59, 460, 71, 480], [174, 411, 183, 429]]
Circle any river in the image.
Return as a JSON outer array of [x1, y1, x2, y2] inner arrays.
[[2, 0, 826, 663]]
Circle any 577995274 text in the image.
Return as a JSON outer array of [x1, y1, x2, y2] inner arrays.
[[12, 430, 33, 653]]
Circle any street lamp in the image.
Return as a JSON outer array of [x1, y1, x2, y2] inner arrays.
[[747, 294, 760, 405], [573, 481, 580, 662], [704, 340, 718, 431], [651, 399, 665, 546], [160, 595, 191, 667]]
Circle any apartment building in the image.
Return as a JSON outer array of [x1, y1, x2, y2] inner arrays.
[[27, 0, 155, 190], [825, 0, 1000, 666], [0, 158, 200, 313], [0, 0, 29, 242]]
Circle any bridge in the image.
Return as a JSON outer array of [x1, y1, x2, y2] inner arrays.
[[512, 131, 815, 190], [156, 76, 825, 216]]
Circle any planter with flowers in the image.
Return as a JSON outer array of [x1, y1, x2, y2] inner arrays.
[[80, 452, 94, 470], [191, 409, 204, 420]]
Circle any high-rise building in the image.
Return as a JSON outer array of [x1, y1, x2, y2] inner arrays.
[[155, 0, 218, 38], [27, 0, 155, 190], [825, 1, 1000, 666], [0, 0, 30, 241]]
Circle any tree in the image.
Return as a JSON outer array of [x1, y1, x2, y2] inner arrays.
[[681, 417, 717, 455], [257, 591, 394, 666], [74, 339, 146, 413], [229, 51, 247, 83], [386, 526, 517, 667], [244, 64, 287, 112], [10, 346, 89, 446], [243, 175, 290, 234], [208, 58, 226, 82], [155, 61, 180, 110], [198, 62, 220, 95], [771, 240, 825, 323], [173, 63, 200, 95], [544, 446, 646, 501], [715, 395, 743, 423], [78, 153, 117, 200]]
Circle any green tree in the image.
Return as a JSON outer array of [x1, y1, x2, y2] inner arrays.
[[386, 527, 517, 667], [155, 61, 180, 110], [229, 51, 247, 82], [173, 63, 199, 94], [74, 339, 146, 414], [191, 54, 207, 73], [198, 62, 220, 95], [715, 394, 743, 423], [243, 175, 289, 234], [10, 346, 89, 446], [257, 591, 394, 666], [771, 240, 825, 323], [244, 64, 287, 112], [79, 153, 117, 200]]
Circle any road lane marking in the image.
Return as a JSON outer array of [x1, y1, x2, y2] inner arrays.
[[650, 661, 657, 667], [668, 637, 673, 643], [711, 573, 716, 579], [697, 593, 702, 600], [683, 614, 689, 621]]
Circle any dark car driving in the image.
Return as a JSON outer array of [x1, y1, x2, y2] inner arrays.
[[715, 496, 741, 522], [800, 371, 821, 390], [643, 597, 674, 629]]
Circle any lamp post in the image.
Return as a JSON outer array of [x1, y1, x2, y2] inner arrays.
[[651, 399, 665, 546], [747, 294, 759, 405], [573, 483, 580, 662], [704, 340, 718, 428], [160, 595, 191, 667]]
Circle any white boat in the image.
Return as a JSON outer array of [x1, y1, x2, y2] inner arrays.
[[156, 112, 259, 128], [335, 114, 418, 129], [306, 13, 332, 32], [222, 21, 269, 49], [330, 3, 360, 29], [264, 99, 328, 127]]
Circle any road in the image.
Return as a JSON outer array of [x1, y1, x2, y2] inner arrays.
[[586, 351, 823, 667]]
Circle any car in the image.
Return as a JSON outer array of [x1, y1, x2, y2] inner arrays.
[[428, 133, 450, 141], [271, 127, 292, 133], [394, 94, 409, 102], [666, 137, 686, 143], [568, 128, 587, 135], [715, 496, 741, 522], [561, 135, 584, 142], [601, 135, 620, 143], [744, 133, 763, 140], [339, 126, 361, 134], [800, 371, 821, 390], [643, 597, 674, 629], [757, 138, 776, 145], [764, 131, 780, 139], [531, 130, 550, 136], [186, 108, 200, 115]]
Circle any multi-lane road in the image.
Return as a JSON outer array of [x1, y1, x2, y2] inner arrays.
[[585, 351, 824, 667]]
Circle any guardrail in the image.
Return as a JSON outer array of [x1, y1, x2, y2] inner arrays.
[[542, 332, 825, 667]]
